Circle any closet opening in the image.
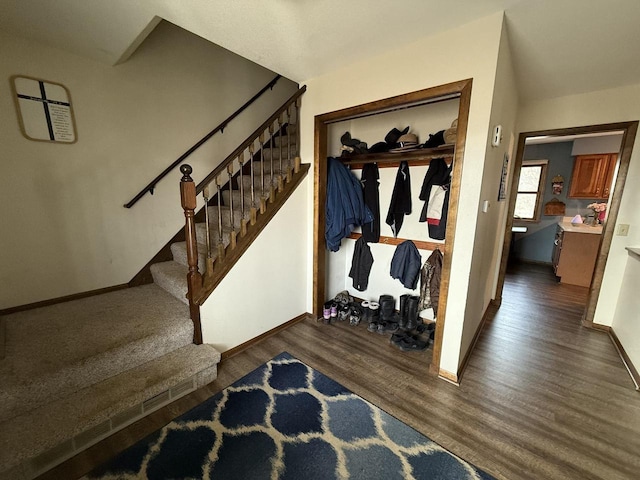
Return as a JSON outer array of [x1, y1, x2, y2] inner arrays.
[[313, 79, 472, 376]]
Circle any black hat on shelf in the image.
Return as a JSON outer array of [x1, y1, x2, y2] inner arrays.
[[422, 130, 445, 149], [384, 126, 410, 147]]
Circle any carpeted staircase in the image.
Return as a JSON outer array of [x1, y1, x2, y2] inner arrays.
[[0, 123, 303, 479]]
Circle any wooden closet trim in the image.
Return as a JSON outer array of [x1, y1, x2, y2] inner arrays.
[[347, 232, 444, 252], [313, 78, 473, 377]]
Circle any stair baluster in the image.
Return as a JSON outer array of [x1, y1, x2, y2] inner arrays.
[[277, 114, 284, 193], [259, 133, 267, 213], [227, 164, 237, 249], [268, 124, 275, 203], [248, 142, 257, 225], [286, 106, 293, 183], [179, 164, 203, 344], [238, 152, 247, 237], [294, 97, 301, 174], [216, 178, 225, 262], [203, 185, 214, 277]]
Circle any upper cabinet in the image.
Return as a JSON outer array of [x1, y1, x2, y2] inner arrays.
[[568, 153, 617, 199]]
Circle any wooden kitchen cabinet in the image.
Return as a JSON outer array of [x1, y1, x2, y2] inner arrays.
[[552, 225, 601, 287], [568, 153, 617, 199]]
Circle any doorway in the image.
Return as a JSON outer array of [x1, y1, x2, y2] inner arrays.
[[495, 121, 638, 328]]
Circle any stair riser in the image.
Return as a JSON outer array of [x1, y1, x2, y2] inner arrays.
[[170, 241, 207, 270], [269, 135, 297, 147], [206, 206, 241, 229], [195, 222, 234, 246], [250, 160, 293, 177], [261, 146, 298, 162]]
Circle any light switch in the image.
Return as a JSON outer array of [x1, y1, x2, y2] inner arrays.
[[617, 224, 630, 236], [482, 200, 490, 213]]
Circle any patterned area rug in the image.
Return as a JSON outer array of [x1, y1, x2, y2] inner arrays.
[[86, 352, 494, 479]]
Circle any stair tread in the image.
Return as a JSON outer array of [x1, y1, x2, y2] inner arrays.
[[0, 284, 193, 423], [0, 343, 220, 475], [150, 261, 189, 305]]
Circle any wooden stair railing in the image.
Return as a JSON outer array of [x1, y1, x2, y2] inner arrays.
[[179, 86, 307, 338]]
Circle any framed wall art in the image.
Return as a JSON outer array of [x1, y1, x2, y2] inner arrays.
[[11, 75, 77, 143]]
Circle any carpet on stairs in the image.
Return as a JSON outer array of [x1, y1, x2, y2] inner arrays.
[[0, 285, 220, 480]]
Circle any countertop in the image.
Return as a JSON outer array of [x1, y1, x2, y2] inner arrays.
[[558, 222, 603, 234]]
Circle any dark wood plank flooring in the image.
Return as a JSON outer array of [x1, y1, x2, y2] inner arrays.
[[40, 263, 640, 480]]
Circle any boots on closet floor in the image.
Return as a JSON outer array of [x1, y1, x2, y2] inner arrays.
[[404, 296, 420, 330], [378, 295, 395, 322], [398, 294, 410, 329]]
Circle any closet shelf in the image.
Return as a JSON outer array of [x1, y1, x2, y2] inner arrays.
[[339, 144, 455, 169], [347, 232, 444, 252]]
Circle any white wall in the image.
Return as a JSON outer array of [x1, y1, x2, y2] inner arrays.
[[518, 83, 640, 334], [299, 12, 506, 375], [458, 17, 520, 366], [611, 250, 640, 379], [0, 22, 297, 309], [202, 179, 309, 351]]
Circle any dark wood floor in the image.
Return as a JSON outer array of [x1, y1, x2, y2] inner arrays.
[[41, 263, 640, 480]]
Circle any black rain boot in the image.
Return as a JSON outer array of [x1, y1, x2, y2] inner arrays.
[[378, 295, 395, 323], [368, 302, 379, 324], [398, 294, 410, 329], [405, 296, 420, 330]]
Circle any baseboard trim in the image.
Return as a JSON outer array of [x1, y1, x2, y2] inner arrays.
[[453, 303, 492, 384], [609, 327, 640, 391], [582, 319, 611, 333], [221, 312, 312, 361], [438, 369, 459, 386], [0, 284, 129, 316]]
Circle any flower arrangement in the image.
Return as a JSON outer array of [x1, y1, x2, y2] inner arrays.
[[587, 202, 607, 213], [587, 202, 607, 224]]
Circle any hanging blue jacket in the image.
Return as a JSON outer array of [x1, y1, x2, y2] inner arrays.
[[390, 240, 422, 289], [326, 157, 374, 252]]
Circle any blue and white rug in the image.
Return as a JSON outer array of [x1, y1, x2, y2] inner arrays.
[[86, 352, 494, 479]]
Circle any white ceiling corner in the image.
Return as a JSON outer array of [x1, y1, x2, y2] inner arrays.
[[2, 0, 640, 102]]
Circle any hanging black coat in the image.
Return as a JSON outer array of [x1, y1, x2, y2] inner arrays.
[[419, 157, 452, 240], [349, 236, 374, 291], [361, 163, 380, 243], [385, 161, 411, 238]]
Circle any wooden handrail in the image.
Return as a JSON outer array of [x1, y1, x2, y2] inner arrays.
[[196, 85, 306, 193], [124, 74, 282, 208]]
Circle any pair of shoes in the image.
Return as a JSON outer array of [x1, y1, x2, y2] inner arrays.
[[349, 305, 362, 326], [367, 321, 379, 333], [391, 331, 428, 351], [337, 304, 350, 322], [322, 301, 334, 324]]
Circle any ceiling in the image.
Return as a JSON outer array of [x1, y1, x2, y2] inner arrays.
[[2, 0, 640, 102]]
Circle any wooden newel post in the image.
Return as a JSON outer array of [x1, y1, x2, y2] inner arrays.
[[180, 164, 203, 344]]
